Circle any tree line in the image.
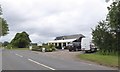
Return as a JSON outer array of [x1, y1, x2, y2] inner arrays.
[[92, 1, 120, 55]]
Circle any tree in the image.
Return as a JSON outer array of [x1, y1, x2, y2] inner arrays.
[[92, 1, 120, 55], [0, 5, 2, 15], [107, 1, 120, 54], [11, 31, 31, 48], [1, 18, 9, 36], [105, 0, 119, 2], [92, 21, 116, 55], [0, 5, 9, 36], [3, 41, 9, 46]]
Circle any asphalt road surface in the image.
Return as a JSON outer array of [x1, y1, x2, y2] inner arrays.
[[2, 49, 116, 70]]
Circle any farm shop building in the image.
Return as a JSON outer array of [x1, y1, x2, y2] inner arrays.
[[47, 34, 85, 49]]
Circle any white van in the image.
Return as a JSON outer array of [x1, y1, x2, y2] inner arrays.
[[81, 38, 97, 53]]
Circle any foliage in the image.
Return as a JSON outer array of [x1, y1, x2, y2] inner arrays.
[[6, 44, 13, 49], [3, 41, 9, 46], [0, 5, 9, 36], [42, 44, 56, 52], [1, 18, 9, 36], [32, 44, 56, 52], [92, 1, 120, 55], [10, 31, 31, 48], [0, 5, 2, 15]]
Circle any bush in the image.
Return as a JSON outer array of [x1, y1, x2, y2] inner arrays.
[[6, 44, 14, 49], [42, 44, 56, 52], [31, 45, 42, 51], [31, 44, 56, 52]]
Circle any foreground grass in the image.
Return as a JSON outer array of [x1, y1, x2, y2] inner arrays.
[[6, 47, 29, 50], [78, 53, 118, 68]]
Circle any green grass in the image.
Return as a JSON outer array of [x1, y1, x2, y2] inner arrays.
[[6, 47, 29, 50], [78, 53, 118, 68]]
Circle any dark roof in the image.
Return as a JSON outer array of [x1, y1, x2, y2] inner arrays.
[[31, 43, 37, 46], [54, 34, 85, 40]]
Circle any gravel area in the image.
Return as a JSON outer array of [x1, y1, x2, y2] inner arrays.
[[32, 50, 102, 64], [32, 50, 84, 61]]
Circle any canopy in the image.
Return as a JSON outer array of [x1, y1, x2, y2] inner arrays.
[[48, 39, 77, 43]]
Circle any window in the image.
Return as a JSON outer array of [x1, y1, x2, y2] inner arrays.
[[63, 43, 66, 46]]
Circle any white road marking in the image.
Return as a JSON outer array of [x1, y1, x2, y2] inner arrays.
[[28, 58, 55, 70], [89, 64, 92, 65], [15, 54, 23, 57]]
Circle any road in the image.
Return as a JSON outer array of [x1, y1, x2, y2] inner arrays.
[[2, 49, 116, 70]]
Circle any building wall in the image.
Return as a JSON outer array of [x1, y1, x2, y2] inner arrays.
[[48, 42, 70, 49]]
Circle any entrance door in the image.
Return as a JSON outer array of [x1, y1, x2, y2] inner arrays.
[[58, 43, 62, 49]]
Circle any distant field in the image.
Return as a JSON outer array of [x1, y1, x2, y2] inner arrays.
[[78, 53, 118, 68]]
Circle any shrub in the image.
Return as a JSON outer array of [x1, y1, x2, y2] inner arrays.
[[42, 44, 56, 52], [6, 44, 14, 49]]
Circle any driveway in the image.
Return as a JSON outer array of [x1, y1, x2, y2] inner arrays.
[[32, 50, 82, 61]]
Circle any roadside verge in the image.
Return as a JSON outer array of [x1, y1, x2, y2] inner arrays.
[[77, 53, 118, 68]]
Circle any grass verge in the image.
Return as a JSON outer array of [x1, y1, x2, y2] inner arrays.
[[6, 47, 29, 50], [78, 53, 118, 68]]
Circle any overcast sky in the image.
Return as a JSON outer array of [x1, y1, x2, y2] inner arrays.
[[0, 0, 111, 43]]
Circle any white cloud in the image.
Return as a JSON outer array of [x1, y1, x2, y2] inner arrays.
[[0, 0, 109, 43]]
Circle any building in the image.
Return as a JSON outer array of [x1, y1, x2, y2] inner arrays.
[[47, 34, 85, 49]]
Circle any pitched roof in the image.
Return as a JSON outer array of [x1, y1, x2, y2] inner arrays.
[[54, 34, 85, 40]]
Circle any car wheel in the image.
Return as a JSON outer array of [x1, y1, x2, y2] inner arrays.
[[69, 49, 72, 52], [74, 49, 76, 51]]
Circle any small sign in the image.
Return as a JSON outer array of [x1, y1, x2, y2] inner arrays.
[[29, 46, 32, 50]]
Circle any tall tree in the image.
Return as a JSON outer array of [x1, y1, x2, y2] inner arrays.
[[0, 5, 2, 36], [1, 18, 9, 36], [92, 21, 115, 55], [92, 1, 120, 55], [107, 1, 120, 54], [11, 31, 31, 48], [0, 5, 9, 36], [0, 5, 2, 15]]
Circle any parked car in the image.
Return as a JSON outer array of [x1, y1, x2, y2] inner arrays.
[[68, 42, 81, 52]]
